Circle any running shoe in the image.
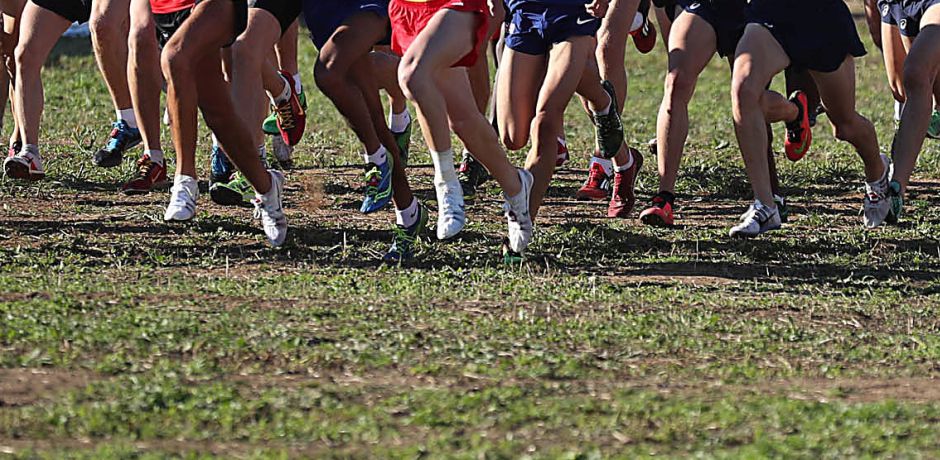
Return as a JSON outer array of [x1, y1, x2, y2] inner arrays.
[[774, 195, 789, 224], [608, 147, 644, 218], [7, 141, 21, 159], [729, 200, 781, 238], [556, 137, 569, 167], [887, 180, 903, 225], [393, 118, 413, 167], [504, 168, 534, 254], [383, 203, 429, 264], [3, 148, 44, 181], [121, 153, 167, 195], [863, 154, 892, 229], [502, 239, 524, 265], [639, 192, 675, 227], [435, 178, 465, 240], [592, 80, 625, 159], [273, 71, 306, 146], [576, 160, 612, 201], [210, 144, 234, 185], [927, 109, 940, 140], [263, 80, 307, 135], [93, 120, 142, 168], [271, 134, 294, 170], [361, 158, 393, 214], [784, 91, 812, 161], [458, 150, 490, 200], [164, 176, 198, 222], [253, 170, 288, 247], [210, 172, 254, 206], [630, 8, 656, 54]]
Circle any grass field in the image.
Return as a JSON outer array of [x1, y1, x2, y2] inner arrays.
[[3, 5, 940, 458]]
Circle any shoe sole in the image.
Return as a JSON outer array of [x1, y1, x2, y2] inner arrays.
[[4, 162, 43, 181], [123, 180, 169, 196], [640, 212, 673, 227], [575, 192, 610, 202], [93, 153, 123, 168]]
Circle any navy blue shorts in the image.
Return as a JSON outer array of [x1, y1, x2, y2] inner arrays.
[[676, 0, 747, 57], [304, 0, 391, 50], [746, 0, 866, 73], [505, 3, 601, 55], [879, 0, 940, 37]]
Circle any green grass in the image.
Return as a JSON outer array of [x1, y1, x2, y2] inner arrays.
[[2, 6, 940, 458]]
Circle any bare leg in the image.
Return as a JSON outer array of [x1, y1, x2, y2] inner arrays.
[[495, 47, 545, 150], [274, 19, 298, 75], [231, 8, 281, 150], [881, 22, 907, 103], [90, 0, 133, 114], [127, 0, 162, 152], [13, 2, 69, 147]]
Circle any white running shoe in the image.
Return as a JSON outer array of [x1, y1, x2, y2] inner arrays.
[[864, 154, 892, 229], [3, 149, 44, 181], [504, 168, 534, 253], [271, 134, 293, 168], [164, 175, 198, 222], [435, 178, 465, 240], [729, 200, 781, 238], [253, 169, 288, 247]]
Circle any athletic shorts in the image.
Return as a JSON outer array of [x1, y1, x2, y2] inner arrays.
[[304, 0, 390, 50], [677, 0, 747, 57], [31, 0, 91, 23], [878, 0, 940, 37], [746, 0, 866, 73], [653, 0, 679, 21], [193, 0, 247, 47], [154, 8, 192, 47], [389, 0, 489, 68], [505, 3, 601, 55], [250, 0, 301, 36]]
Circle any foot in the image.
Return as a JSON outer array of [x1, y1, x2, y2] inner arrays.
[[729, 200, 781, 238], [435, 178, 466, 240], [210, 172, 254, 206], [270, 134, 294, 170], [639, 192, 675, 227], [774, 194, 789, 224], [164, 176, 198, 222], [393, 118, 413, 167], [575, 160, 612, 201], [502, 239, 524, 265], [887, 180, 903, 224], [7, 140, 21, 159], [209, 144, 234, 185], [555, 138, 569, 167], [93, 120, 142, 168], [607, 148, 644, 218], [458, 150, 491, 200], [785, 91, 812, 162], [360, 157, 393, 214], [592, 80, 625, 159], [927, 109, 940, 140], [863, 154, 892, 229], [263, 79, 307, 136], [383, 203, 429, 264], [121, 154, 167, 195], [253, 170, 288, 247], [504, 168, 534, 254], [3, 148, 44, 181], [273, 71, 306, 147], [630, 10, 656, 54]]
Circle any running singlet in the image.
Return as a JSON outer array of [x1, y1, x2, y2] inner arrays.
[[151, 0, 195, 14]]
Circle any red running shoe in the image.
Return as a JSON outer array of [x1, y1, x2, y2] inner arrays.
[[608, 147, 644, 218], [556, 138, 569, 167], [631, 15, 656, 54], [274, 71, 306, 147], [122, 153, 168, 195], [639, 192, 675, 227], [784, 91, 812, 162], [576, 160, 612, 201]]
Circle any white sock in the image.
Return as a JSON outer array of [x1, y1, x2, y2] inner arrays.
[[212, 134, 221, 149], [630, 12, 644, 33], [23, 144, 39, 156], [389, 109, 411, 133], [268, 75, 292, 105], [592, 95, 612, 116], [396, 197, 420, 227], [894, 100, 904, 122], [363, 145, 388, 166], [505, 177, 528, 211], [615, 151, 635, 172], [118, 108, 138, 129], [431, 149, 458, 185], [590, 156, 613, 176], [145, 149, 164, 165], [292, 73, 302, 94]]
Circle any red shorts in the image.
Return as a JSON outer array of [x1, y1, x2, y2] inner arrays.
[[389, 0, 489, 68]]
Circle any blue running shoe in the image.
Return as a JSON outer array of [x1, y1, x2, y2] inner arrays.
[[383, 203, 428, 264], [93, 120, 142, 168], [360, 157, 393, 214], [210, 144, 234, 185]]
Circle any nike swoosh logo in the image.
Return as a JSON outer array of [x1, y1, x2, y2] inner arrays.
[[576, 17, 596, 25], [360, 3, 379, 8]]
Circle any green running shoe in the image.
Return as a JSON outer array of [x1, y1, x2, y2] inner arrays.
[[263, 84, 307, 136], [383, 203, 429, 263], [592, 80, 625, 159], [927, 109, 940, 140], [502, 240, 524, 265], [886, 180, 903, 224], [393, 118, 412, 167], [210, 172, 255, 206]]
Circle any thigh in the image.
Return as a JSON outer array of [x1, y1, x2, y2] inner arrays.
[[319, 12, 388, 69], [496, 48, 546, 140], [809, 56, 858, 126], [732, 24, 790, 88], [402, 8, 477, 71], [536, 36, 594, 114], [16, 2, 70, 62], [164, 0, 236, 60], [91, 0, 130, 20], [129, 0, 153, 33], [667, 11, 717, 75]]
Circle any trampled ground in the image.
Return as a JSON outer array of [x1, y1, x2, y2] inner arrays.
[[3, 8, 940, 458]]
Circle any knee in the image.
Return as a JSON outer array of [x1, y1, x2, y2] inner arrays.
[[128, 24, 153, 55], [13, 42, 39, 74], [89, 11, 123, 41], [160, 45, 190, 82], [313, 60, 342, 93], [830, 114, 868, 143], [902, 59, 935, 94], [531, 111, 562, 144], [502, 130, 528, 151], [731, 74, 763, 117], [664, 70, 696, 104], [398, 57, 431, 102]]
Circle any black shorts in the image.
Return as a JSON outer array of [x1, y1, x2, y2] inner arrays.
[[677, 0, 747, 57], [249, 0, 301, 36], [154, 8, 192, 48], [194, 0, 248, 47], [746, 0, 866, 73], [653, 0, 679, 21], [31, 0, 91, 23]]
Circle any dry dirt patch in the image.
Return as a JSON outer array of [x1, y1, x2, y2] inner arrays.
[[0, 368, 99, 407]]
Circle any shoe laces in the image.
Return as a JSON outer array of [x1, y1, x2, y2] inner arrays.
[[253, 193, 284, 222], [107, 121, 134, 150], [275, 100, 296, 130], [742, 202, 773, 226], [135, 156, 156, 179], [169, 182, 196, 209], [585, 164, 608, 187]]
